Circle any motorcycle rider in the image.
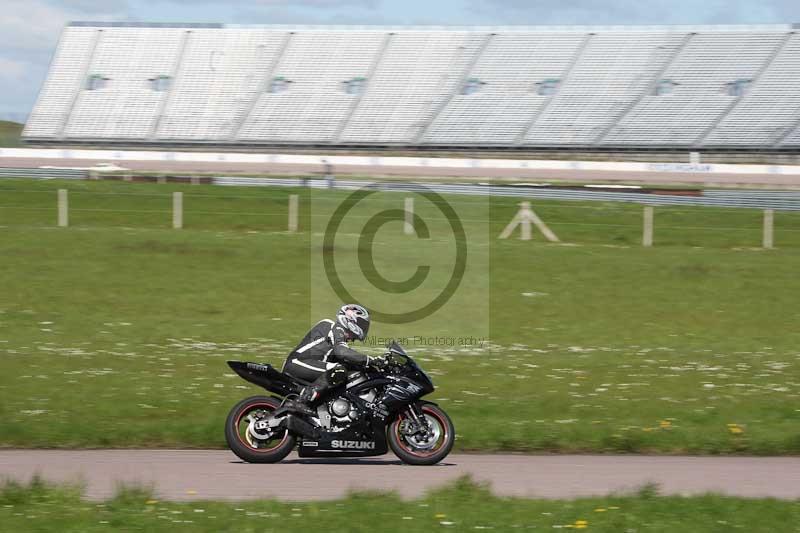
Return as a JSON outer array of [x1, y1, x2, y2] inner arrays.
[[282, 304, 385, 417]]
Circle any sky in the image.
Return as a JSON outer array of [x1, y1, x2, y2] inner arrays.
[[2, 0, 799, 122]]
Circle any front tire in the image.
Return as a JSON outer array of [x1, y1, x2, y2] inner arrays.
[[388, 403, 455, 465], [225, 396, 295, 463]]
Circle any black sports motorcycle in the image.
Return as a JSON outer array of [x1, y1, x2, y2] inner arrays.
[[225, 341, 454, 465]]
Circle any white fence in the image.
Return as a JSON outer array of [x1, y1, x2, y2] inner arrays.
[[3, 147, 800, 177], [43, 188, 782, 249]]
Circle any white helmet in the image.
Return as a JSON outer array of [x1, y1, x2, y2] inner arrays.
[[337, 304, 370, 341]]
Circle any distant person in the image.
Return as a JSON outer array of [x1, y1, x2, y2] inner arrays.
[[322, 159, 335, 189]]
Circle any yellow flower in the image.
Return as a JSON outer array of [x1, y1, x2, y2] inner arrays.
[[145, 500, 158, 505], [435, 513, 447, 519], [727, 423, 744, 434], [594, 508, 607, 512], [659, 420, 672, 429], [575, 519, 589, 529]]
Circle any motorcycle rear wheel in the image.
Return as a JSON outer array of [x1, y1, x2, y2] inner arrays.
[[388, 403, 454, 466], [225, 396, 295, 463]]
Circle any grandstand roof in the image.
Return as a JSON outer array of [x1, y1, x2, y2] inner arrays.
[[68, 21, 798, 32]]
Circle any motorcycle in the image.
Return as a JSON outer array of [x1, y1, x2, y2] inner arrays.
[[224, 341, 454, 465]]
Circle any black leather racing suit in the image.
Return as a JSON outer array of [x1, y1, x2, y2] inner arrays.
[[282, 319, 371, 398]]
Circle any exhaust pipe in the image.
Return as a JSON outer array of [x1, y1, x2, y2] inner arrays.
[[281, 415, 321, 440]]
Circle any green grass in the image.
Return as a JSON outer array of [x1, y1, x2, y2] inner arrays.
[[2, 477, 799, 533], [0, 121, 23, 147], [0, 179, 799, 453]]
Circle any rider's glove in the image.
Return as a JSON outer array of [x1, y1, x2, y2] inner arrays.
[[367, 355, 389, 372]]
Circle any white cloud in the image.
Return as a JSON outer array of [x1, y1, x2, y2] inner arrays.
[[0, 58, 27, 81], [0, 1, 76, 52], [0, 0, 124, 52], [0, 0, 107, 53], [0, 0, 126, 120], [466, 0, 800, 25]]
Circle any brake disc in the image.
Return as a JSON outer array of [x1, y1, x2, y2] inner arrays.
[[402, 414, 442, 450]]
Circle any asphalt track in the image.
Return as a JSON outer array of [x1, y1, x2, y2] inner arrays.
[[5, 156, 800, 187], [1, 451, 798, 501]]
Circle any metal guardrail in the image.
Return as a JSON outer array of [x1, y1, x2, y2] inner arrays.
[[2, 170, 796, 210], [214, 177, 303, 188], [213, 177, 800, 211], [0, 167, 88, 180]]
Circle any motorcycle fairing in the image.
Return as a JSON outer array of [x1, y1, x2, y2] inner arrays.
[[297, 418, 389, 457]]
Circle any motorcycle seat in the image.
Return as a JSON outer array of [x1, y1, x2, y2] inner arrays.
[[282, 372, 312, 387]]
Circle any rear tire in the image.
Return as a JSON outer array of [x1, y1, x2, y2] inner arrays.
[[225, 396, 295, 464], [388, 403, 455, 466]]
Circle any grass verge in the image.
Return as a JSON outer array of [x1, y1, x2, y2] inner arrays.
[[0, 179, 798, 453], [1, 477, 799, 533]]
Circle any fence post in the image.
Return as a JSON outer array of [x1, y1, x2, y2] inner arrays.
[[288, 194, 298, 232], [763, 209, 774, 249], [643, 205, 654, 247], [57, 189, 68, 227], [157, 174, 166, 184], [172, 192, 183, 229], [404, 197, 414, 235]]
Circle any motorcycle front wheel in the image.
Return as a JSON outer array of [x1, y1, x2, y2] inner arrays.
[[225, 396, 295, 463], [388, 403, 455, 466]]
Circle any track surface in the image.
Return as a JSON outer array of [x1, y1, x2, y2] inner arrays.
[[5, 156, 800, 187], [1, 451, 798, 501]]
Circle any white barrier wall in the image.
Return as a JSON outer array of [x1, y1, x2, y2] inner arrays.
[[1, 147, 800, 177]]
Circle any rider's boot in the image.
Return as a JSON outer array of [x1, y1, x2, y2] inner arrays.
[[283, 385, 322, 417], [282, 365, 345, 418]]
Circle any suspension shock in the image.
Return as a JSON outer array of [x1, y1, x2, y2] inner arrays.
[[405, 404, 431, 437]]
